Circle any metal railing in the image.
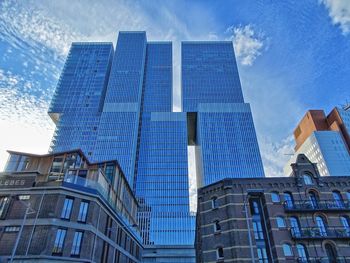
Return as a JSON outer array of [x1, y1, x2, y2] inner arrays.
[[284, 200, 350, 212], [291, 227, 350, 239], [296, 257, 350, 263]]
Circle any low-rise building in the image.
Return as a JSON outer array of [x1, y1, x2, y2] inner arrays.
[[0, 149, 142, 262], [196, 154, 350, 262]]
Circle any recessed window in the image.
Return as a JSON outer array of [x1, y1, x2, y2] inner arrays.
[[284, 192, 294, 208], [257, 247, 269, 262], [211, 197, 218, 209], [276, 216, 286, 228], [302, 173, 313, 185], [271, 192, 280, 203], [332, 191, 344, 208], [214, 220, 221, 232], [71, 231, 83, 257], [52, 228, 67, 255], [296, 244, 308, 261], [0, 196, 11, 219], [77, 201, 89, 223], [61, 197, 74, 220], [216, 247, 224, 260], [282, 244, 293, 256]]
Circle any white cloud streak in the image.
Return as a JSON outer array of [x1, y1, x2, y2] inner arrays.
[[226, 24, 266, 66], [320, 0, 350, 34]]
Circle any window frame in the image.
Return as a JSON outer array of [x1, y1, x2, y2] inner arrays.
[[77, 200, 89, 223], [282, 243, 293, 257], [216, 247, 224, 260], [276, 216, 286, 228], [211, 197, 218, 209], [71, 231, 84, 257], [52, 228, 67, 255], [61, 197, 74, 220], [271, 192, 280, 203]]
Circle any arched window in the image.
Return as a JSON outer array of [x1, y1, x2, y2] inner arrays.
[[284, 192, 294, 208], [346, 191, 350, 201], [276, 216, 286, 228], [302, 173, 313, 185], [308, 191, 319, 209], [325, 243, 337, 262], [216, 247, 224, 259], [211, 197, 218, 209], [332, 191, 344, 208], [290, 217, 301, 238], [316, 216, 327, 236], [296, 244, 308, 262], [271, 192, 280, 203], [282, 244, 293, 257], [340, 216, 350, 235], [214, 220, 221, 232]]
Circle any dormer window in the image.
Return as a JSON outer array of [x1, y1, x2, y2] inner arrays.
[[302, 173, 313, 185]]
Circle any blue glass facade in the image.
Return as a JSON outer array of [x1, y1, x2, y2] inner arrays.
[[49, 33, 263, 257], [135, 43, 194, 245], [182, 42, 265, 186]]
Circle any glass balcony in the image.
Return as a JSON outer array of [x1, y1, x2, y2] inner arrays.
[[284, 200, 350, 212], [291, 227, 350, 240]]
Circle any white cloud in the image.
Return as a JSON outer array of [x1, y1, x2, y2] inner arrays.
[[259, 135, 295, 177], [226, 24, 266, 66], [320, 0, 350, 34]]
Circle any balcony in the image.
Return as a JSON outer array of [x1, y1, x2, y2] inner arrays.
[[284, 200, 350, 212], [291, 227, 350, 240], [296, 257, 350, 263]]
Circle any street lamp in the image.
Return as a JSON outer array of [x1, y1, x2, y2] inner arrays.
[[10, 195, 36, 263]]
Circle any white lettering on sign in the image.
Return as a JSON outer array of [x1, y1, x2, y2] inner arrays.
[[0, 179, 26, 187]]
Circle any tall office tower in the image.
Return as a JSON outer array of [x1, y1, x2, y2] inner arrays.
[[182, 42, 265, 186], [49, 32, 195, 262], [284, 106, 350, 176]]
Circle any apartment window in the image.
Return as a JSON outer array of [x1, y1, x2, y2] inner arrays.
[[302, 173, 313, 185], [290, 217, 301, 237], [316, 216, 328, 236], [211, 197, 218, 209], [276, 216, 286, 228], [346, 191, 350, 201], [271, 192, 280, 203], [61, 197, 74, 220], [214, 220, 221, 232], [309, 191, 319, 209], [77, 201, 89, 223], [283, 192, 294, 208], [332, 191, 344, 208], [0, 196, 10, 219], [257, 247, 269, 263], [251, 200, 260, 215], [52, 228, 67, 255], [340, 216, 350, 234], [282, 244, 293, 257], [216, 247, 224, 260], [296, 244, 308, 262], [71, 231, 83, 257], [4, 226, 20, 232], [253, 221, 264, 240]]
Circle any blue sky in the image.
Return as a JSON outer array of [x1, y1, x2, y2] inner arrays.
[[0, 0, 349, 177]]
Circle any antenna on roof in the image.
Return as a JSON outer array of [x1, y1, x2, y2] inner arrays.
[[342, 99, 350, 111]]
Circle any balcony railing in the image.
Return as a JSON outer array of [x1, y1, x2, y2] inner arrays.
[[291, 227, 350, 240], [284, 200, 350, 212], [296, 257, 350, 263]]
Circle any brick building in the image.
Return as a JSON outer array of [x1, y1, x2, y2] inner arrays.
[[0, 150, 142, 262], [196, 154, 350, 262]]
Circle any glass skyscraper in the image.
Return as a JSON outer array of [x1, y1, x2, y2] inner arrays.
[[182, 41, 265, 186], [49, 32, 264, 261]]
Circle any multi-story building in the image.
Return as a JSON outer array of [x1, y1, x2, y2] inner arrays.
[[284, 106, 350, 177], [196, 154, 350, 262], [0, 149, 142, 262], [182, 41, 265, 186], [45, 31, 265, 262]]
